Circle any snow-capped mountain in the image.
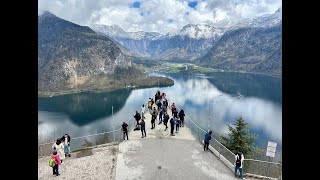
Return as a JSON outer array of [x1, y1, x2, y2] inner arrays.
[[234, 7, 282, 28], [91, 24, 163, 40], [91, 23, 222, 59], [179, 24, 225, 39]]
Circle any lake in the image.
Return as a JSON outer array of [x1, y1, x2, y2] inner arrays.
[[38, 72, 281, 159]]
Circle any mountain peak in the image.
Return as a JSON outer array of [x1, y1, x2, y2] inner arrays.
[[179, 23, 223, 39]]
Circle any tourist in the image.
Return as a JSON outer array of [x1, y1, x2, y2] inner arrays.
[[140, 119, 146, 138], [148, 99, 153, 111], [170, 117, 175, 136], [204, 130, 212, 151], [173, 109, 178, 118], [151, 111, 156, 129], [163, 112, 169, 131], [171, 103, 176, 116], [156, 99, 162, 111], [52, 138, 65, 164], [140, 104, 145, 119], [162, 98, 168, 109], [51, 150, 61, 176], [178, 109, 185, 127], [234, 151, 245, 179], [158, 108, 163, 125], [134, 111, 141, 127], [122, 122, 129, 140], [61, 133, 71, 157], [175, 117, 181, 133], [151, 107, 158, 117]]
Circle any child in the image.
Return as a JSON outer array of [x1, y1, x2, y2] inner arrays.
[[51, 150, 61, 176]]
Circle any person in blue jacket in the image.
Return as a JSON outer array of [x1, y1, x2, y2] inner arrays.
[[204, 130, 212, 151]]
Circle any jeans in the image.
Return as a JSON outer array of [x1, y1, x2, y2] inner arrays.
[[234, 166, 243, 178], [53, 164, 59, 175], [64, 144, 70, 155], [159, 115, 163, 124], [204, 142, 209, 151], [123, 131, 128, 140]]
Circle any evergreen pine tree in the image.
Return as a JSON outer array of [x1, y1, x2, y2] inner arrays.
[[221, 117, 256, 157]]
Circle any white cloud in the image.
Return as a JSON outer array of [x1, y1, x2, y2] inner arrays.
[[38, 0, 281, 35]]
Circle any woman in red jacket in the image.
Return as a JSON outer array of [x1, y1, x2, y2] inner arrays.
[[51, 150, 61, 176]]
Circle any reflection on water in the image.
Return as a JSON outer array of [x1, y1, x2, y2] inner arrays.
[[39, 72, 282, 155], [38, 89, 132, 126]]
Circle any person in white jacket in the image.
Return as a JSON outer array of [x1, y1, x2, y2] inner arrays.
[[52, 138, 65, 164], [140, 104, 145, 119], [234, 151, 245, 179]]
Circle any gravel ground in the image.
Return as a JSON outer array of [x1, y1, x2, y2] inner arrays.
[[38, 145, 118, 180]]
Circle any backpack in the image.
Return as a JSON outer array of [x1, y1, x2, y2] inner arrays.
[[235, 154, 242, 167], [49, 157, 55, 167]]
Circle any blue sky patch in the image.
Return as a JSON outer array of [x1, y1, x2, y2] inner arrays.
[[188, 1, 198, 9], [131, 1, 141, 8]]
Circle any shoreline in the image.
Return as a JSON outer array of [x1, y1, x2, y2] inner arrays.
[[38, 76, 174, 98]]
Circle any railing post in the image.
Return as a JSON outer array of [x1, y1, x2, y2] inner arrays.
[[112, 106, 115, 144]]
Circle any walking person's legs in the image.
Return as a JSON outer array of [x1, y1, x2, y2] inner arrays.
[[67, 145, 71, 156], [141, 129, 144, 138], [239, 168, 243, 179], [56, 165, 59, 175], [126, 131, 129, 140], [234, 166, 238, 177], [144, 129, 146, 137]]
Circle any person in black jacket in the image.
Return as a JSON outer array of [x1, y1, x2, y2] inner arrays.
[[61, 134, 71, 157], [122, 122, 129, 140], [170, 117, 175, 136], [133, 111, 141, 127], [163, 112, 169, 131], [178, 109, 185, 127], [140, 119, 146, 138]]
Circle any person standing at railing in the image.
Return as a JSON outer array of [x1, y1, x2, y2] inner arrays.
[[204, 130, 212, 151], [163, 98, 168, 110], [140, 104, 145, 119], [178, 109, 185, 127], [134, 111, 141, 128], [61, 133, 71, 157], [170, 117, 175, 136], [234, 151, 245, 179], [52, 139, 65, 164], [122, 122, 129, 140], [163, 112, 169, 131]]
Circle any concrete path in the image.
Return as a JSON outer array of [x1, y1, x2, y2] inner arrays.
[[115, 105, 239, 180]]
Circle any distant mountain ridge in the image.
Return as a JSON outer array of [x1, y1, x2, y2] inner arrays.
[[38, 11, 173, 95], [197, 24, 282, 76], [91, 23, 223, 60]]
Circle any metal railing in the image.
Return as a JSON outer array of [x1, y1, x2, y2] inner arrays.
[[170, 100, 282, 179], [39, 97, 282, 179], [38, 106, 139, 157]]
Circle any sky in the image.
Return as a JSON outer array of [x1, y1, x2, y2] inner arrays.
[[38, 0, 282, 34]]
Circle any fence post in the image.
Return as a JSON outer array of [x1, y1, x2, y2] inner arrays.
[[112, 106, 115, 144]]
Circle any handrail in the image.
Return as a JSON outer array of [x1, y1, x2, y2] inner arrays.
[[170, 99, 281, 166], [38, 106, 141, 146]]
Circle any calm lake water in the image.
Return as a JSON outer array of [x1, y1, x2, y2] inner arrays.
[[38, 72, 281, 158]]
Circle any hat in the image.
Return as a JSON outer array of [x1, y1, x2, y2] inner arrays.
[[53, 150, 57, 155]]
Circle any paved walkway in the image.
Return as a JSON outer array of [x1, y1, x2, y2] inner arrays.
[[115, 105, 239, 180]]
